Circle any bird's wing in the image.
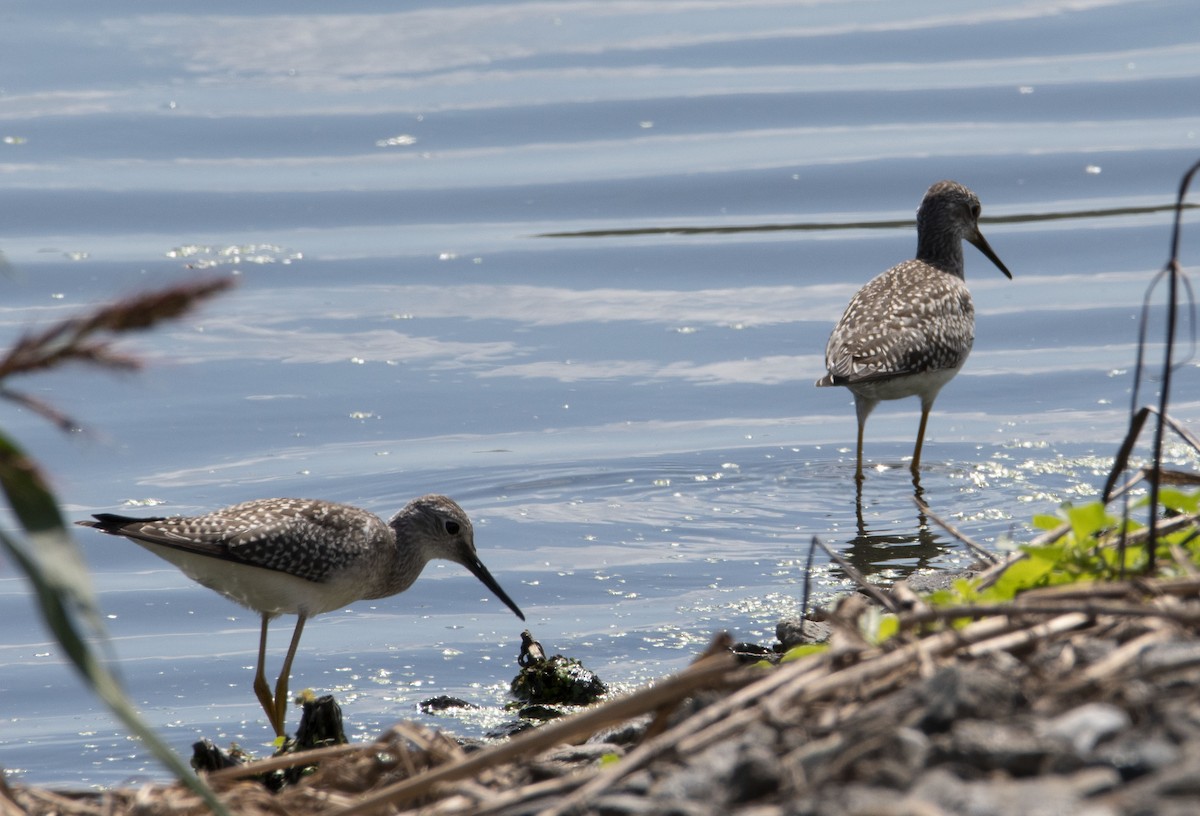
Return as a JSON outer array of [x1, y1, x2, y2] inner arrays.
[[823, 269, 974, 383], [81, 500, 389, 583]]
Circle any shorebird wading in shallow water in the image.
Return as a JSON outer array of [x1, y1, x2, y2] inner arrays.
[[816, 180, 1012, 481], [78, 494, 524, 737]]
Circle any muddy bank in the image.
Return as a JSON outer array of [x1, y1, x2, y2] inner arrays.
[[6, 572, 1200, 815]]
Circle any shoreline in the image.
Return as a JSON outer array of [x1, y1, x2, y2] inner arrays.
[[8, 569, 1200, 815]]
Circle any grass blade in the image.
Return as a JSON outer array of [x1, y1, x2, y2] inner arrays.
[[0, 432, 230, 815]]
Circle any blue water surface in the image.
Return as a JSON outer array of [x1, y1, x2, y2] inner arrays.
[[1, 0, 1199, 787]]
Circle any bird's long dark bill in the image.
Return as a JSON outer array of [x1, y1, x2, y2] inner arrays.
[[466, 557, 526, 621], [969, 231, 1013, 279]]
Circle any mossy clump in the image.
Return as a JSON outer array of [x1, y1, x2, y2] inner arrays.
[[510, 654, 607, 705]]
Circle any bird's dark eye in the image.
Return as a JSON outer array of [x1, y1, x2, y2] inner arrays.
[[970, 204, 981, 219], [445, 520, 460, 535]]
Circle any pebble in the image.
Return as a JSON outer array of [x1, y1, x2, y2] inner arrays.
[[908, 766, 1121, 816], [1043, 702, 1131, 754], [775, 618, 829, 650], [943, 718, 1066, 775], [918, 663, 1021, 730]]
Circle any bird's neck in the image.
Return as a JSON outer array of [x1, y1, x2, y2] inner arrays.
[[915, 234, 966, 279], [362, 533, 429, 600]]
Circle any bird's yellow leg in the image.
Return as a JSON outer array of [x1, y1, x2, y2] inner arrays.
[[273, 614, 307, 737], [252, 615, 283, 737]]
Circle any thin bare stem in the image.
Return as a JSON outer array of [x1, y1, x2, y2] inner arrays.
[[0, 278, 234, 432]]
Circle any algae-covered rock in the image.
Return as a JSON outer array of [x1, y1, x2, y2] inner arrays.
[[511, 654, 607, 704], [510, 631, 606, 706]]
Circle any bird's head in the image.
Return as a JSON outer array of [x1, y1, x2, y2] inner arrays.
[[919, 180, 1012, 280], [394, 494, 525, 621]]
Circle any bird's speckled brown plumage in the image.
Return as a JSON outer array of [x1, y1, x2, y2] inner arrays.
[[816, 180, 1012, 480], [78, 494, 524, 736]]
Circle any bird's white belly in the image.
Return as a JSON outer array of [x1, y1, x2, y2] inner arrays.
[[847, 365, 963, 403], [138, 542, 361, 617]]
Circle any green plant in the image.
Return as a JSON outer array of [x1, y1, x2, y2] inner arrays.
[[0, 278, 233, 813], [926, 493, 1200, 611]]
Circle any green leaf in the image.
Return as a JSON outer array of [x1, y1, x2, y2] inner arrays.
[[875, 614, 899, 643], [1065, 502, 1113, 545], [1158, 488, 1200, 514], [780, 643, 829, 663], [927, 588, 958, 606], [951, 577, 980, 601], [0, 432, 230, 816], [1032, 514, 1064, 531], [989, 552, 1057, 599]]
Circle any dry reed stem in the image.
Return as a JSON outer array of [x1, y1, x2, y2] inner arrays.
[[961, 612, 1091, 658], [913, 496, 999, 563], [1060, 626, 1177, 693], [207, 743, 364, 783]]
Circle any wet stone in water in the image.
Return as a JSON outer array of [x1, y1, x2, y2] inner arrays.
[[511, 629, 606, 705], [191, 738, 246, 772], [420, 695, 479, 713]]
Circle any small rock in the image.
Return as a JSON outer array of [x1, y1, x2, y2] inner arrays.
[[731, 641, 777, 665], [775, 618, 829, 650], [1138, 641, 1200, 674], [615, 770, 654, 796], [518, 704, 564, 722], [511, 654, 607, 705], [1042, 702, 1131, 755], [1092, 731, 1180, 779], [905, 569, 977, 594], [419, 695, 478, 713], [787, 732, 846, 782], [729, 740, 783, 803], [485, 719, 538, 739], [944, 719, 1066, 775], [918, 664, 1021, 732], [588, 718, 650, 746], [652, 740, 738, 803], [862, 727, 931, 788], [827, 783, 913, 816], [909, 766, 1120, 816], [594, 793, 658, 816], [191, 739, 244, 772], [1149, 749, 1200, 796], [538, 743, 624, 765]]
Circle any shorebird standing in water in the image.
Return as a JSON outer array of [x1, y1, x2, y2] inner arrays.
[[816, 180, 1012, 481], [78, 494, 524, 737]]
